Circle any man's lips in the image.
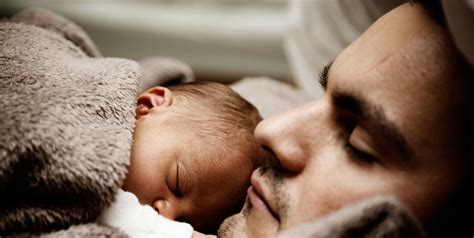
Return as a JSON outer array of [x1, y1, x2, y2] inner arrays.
[[248, 174, 279, 221]]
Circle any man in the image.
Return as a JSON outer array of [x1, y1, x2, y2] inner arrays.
[[219, 1, 473, 237]]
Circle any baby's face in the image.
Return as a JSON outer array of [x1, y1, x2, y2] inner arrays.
[[124, 108, 262, 233]]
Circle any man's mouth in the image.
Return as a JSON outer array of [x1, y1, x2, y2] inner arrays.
[[247, 175, 280, 221]]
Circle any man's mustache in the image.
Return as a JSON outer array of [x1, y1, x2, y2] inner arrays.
[[259, 146, 285, 176], [257, 147, 289, 224]]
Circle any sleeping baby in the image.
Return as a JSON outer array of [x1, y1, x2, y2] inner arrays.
[[98, 81, 264, 237]]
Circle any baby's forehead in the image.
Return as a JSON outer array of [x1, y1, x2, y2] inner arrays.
[[184, 137, 257, 193], [191, 133, 258, 169]]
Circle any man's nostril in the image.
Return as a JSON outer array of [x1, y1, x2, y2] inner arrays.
[[262, 146, 277, 159], [262, 146, 278, 164]]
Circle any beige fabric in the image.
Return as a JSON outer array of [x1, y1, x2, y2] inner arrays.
[[285, 0, 403, 96], [231, 77, 313, 118], [138, 56, 195, 92], [9, 7, 101, 58]]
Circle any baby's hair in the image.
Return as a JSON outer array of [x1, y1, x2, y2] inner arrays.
[[167, 81, 262, 141]]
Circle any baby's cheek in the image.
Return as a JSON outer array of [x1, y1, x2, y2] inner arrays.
[[122, 168, 153, 205], [188, 183, 247, 233]]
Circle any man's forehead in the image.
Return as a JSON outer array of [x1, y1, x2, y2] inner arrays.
[[333, 3, 459, 95], [337, 3, 445, 73]]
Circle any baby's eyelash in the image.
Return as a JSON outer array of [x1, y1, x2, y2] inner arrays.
[[176, 163, 182, 196]]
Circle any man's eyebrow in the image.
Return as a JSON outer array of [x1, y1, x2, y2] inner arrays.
[[318, 61, 333, 90], [332, 90, 415, 159]]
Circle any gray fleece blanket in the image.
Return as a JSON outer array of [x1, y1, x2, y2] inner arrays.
[[0, 8, 137, 235], [0, 8, 424, 237]]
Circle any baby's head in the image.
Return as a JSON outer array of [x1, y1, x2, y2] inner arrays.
[[123, 81, 264, 233]]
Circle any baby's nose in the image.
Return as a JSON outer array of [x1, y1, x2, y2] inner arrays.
[[153, 199, 183, 221]]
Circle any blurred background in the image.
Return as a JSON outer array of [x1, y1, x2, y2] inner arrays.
[[2, 0, 473, 116], [1, 0, 409, 98], [0, 0, 290, 84]]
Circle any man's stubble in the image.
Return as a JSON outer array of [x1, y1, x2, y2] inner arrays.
[[217, 158, 290, 237]]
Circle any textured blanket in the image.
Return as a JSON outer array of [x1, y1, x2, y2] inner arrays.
[[0, 7, 139, 235]]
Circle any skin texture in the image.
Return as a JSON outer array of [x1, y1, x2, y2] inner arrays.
[[218, 3, 472, 237], [123, 86, 262, 234]]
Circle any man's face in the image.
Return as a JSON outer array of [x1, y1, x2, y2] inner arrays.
[[123, 99, 258, 233], [219, 3, 470, 237]]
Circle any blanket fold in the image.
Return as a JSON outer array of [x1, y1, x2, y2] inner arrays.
[[8, 8, 101, 58]]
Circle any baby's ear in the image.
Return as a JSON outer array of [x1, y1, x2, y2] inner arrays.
[[135, 86, 173, 119]]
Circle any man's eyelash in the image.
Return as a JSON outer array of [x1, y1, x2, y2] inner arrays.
[[344, 143, 376, 164], [318, 62, 332, 89]]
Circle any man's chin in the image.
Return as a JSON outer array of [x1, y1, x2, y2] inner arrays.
[[217, 198, 252, 238], [217, 212, 248, 238], [217, 197, 280, 238]]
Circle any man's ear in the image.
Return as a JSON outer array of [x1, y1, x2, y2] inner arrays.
[[135, 86, 173, 119]]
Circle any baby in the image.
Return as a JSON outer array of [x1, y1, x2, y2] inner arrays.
[[99, 81, 264, 237]]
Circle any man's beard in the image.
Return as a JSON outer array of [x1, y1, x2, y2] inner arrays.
[[217, 156, 289, 237], [217, 198, 252, 238]]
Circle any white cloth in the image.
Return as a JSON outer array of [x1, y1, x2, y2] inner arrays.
[[285, 0, 474, 97], [98, 189, 193, 238], [285, 0, 404, 97]]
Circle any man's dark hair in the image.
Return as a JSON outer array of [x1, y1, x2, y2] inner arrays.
[[408, 0, 446, 24], [407, 2, 473, 237]]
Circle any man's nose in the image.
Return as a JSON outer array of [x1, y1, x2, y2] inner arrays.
[[153, 198, 183, 221], [254, 99, 326, 173]]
